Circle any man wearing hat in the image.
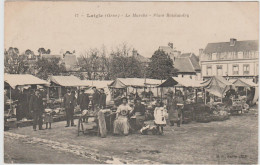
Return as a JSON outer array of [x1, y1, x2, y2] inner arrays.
[[29, 89, 44, 131], [78, 89, 90, 111], [64, 88, 76, 127], [77, 89, 90, 121], [92, 87, 100, 111], [99, 88, 106, 109]]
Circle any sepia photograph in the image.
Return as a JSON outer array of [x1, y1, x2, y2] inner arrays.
[[3, 1, 259, 164]]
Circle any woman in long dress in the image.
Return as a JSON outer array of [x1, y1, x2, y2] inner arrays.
[[113, 97, 132, 136], [166, 91, 178, 126], [131, 97, 146, 130]]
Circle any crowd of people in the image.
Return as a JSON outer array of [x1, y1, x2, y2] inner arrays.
[[4, 86, 187, 135], [9, 86, 106, 131], [112, 90, 185, 136], [9, 85, 247, 136]]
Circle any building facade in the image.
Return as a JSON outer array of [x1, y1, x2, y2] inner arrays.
[[200, 38, 259, 82]]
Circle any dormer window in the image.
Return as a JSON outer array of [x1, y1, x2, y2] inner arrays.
[[230, 38, 237, 46]]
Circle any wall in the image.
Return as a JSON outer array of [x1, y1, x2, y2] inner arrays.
[[201, 59, 258, 77]]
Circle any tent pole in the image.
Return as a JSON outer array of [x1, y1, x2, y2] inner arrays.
[[160, 87, 163, 100], [204, 89, 207, 105], [157, 87, 158, 98], [59, 86, 62, 108], [196, 88, 198, 103], [9, 86, 12, 111], [149, 85, 152, 101], [47, 87, 50, 102]]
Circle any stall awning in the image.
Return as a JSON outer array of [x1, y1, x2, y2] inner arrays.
[[82, 80, 113, 89], [48, 75, 87, 87], [202, 76, 234, 98], [4, 74, 49, 89], [232, 78, 258, 87], [144, 79, 164, 86], [158, 77, 204, 88], [109, 78, 163, 88]]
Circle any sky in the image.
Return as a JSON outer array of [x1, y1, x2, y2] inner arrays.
[[4, 1, 259, 58]]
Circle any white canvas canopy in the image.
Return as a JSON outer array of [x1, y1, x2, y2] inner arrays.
[[232, 78, 258, 87], [202, 76, 234, 98], [82, 80, 113, 89], [48, 75, 87, 87], [4, 74, 49, 89], [109, 78, 163, 88]]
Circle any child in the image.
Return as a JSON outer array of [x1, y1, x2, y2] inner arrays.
[[44, 107, 53, 129], [154, 100, 167, 135]]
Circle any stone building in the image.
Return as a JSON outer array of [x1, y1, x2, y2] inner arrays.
[[200, 38, 259, 82]]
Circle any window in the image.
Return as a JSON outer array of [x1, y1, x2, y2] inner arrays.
[[227, 52, 232, 59], [217, 65, 223, 76], [212, 53, 217, 60], [219, 53, 227, 60], [232, 52, 238, 59], [208, 54, 212, 60], [238, 52, 243, 59], [243, 51, 250, 59], [243, 64, 250, 75], [216, 53, 220, 60], [207, 66, 212, 76], [233, 65, 239, 75]]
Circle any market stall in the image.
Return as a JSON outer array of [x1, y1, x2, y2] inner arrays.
[[158, 77, 204, 102], [201, 76, 234, 103], [232, 78, 258, 105], [82, 80, 113, 106], [158, 76, 231, 123], [109, 78, 163, 98], [47, 75, 89, 110], [4, 74, 49, 123], [4, 74, 50, 109]]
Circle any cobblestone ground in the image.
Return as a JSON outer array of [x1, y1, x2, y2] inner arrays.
[[5, 107, 258, 164], [4, 137, 100, 164]]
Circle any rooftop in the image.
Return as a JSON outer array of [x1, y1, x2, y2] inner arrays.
[[174, 53, 201, 73], [204, 40, 258, 54]]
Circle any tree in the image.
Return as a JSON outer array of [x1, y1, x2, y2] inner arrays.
[[4, 47, 29, 74], [35, 58, 66, 80], [46, 49, 51, 54], [38, 48, 46, 55], [109, 53, 144, 79], [78, 43, 144, 80], [147, 49, 177, 80]]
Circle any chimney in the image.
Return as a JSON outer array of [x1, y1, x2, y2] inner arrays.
[[230, 38, 237, 46], [168, 42, 173, 49], [132, 49, 138, 57], [199, 49, 204, 56]]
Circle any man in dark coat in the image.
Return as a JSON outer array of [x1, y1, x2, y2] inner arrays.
[[77, 89, 90, 110], [99, 88, 106, 109], [29, 89, 44, 131], [92, 87, 100, 111], [64, 89, 76, 127], [77, 89, 90, 122]]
